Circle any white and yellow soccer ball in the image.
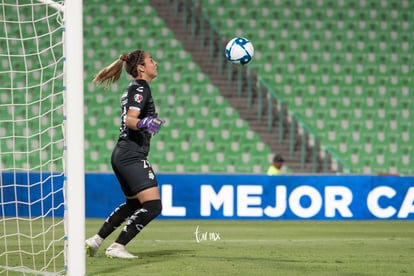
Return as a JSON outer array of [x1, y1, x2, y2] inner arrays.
[[225, 37, 254, 65]]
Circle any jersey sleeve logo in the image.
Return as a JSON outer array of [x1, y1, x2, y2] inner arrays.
[[134, 93, 143, 103]]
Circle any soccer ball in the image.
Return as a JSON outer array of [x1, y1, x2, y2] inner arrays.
[[225, 37, 254, 65]]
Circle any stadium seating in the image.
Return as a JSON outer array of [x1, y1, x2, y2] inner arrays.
[[82, 0, 272, 174], [200, 0, 413, 175], [2, 0, 411, 175]]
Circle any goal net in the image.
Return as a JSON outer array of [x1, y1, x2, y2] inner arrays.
[[0, 1, 84, 275]]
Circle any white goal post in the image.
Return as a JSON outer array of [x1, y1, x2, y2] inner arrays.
[[0, 0, 84, 275], [64, 0, 85, 275]]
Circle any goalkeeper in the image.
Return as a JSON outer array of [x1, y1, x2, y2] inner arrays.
[[86, 49, 165, 259]]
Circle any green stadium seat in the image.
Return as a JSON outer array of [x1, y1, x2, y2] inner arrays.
[[79, 0, 414, 174]]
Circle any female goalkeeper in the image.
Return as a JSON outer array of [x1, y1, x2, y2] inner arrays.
[[86, 50, 165, 259]]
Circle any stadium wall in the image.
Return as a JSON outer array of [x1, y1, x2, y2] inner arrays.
[[2, 173, 413, 220]]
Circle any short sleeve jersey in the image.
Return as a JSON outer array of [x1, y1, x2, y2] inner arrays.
[[118, 79, 157, 155]]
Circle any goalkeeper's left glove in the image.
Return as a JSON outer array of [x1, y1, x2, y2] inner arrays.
[[137, 116, 166, 135]]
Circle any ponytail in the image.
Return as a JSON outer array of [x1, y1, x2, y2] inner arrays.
[[92, 54, 128, 87], [92, 50, 145, 87]]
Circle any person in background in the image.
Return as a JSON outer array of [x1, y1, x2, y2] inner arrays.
[[267, 154, 284, 175]]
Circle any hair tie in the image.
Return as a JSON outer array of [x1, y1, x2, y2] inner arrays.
[[120, 55, 129, 62]]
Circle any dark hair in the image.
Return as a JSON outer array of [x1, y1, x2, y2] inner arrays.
[[124, 50, 145, 78], [273, 154, 284, 163], [92, 49, 146, 87]]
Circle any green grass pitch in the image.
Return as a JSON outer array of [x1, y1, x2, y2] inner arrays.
[[86, 219, 414, 276]]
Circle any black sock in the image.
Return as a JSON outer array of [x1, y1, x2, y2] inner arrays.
[[97, 199, 141, 239], [115, 199, 162, 245]]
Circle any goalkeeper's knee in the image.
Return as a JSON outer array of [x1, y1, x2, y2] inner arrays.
[[126, 198, 142, 212], [139, 199, 162, 225]]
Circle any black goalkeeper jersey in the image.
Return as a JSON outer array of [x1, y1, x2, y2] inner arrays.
[[118, 79, 157, 156]]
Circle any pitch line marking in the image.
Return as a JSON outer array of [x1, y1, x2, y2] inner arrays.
[[154, 237, 411, 244]]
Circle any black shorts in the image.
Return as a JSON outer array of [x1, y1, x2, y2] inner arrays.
[[111, 140, 158, 197]]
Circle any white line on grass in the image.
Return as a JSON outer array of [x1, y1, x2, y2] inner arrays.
[[154, 237, 411, 244], [0, 265, 60, 276]]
